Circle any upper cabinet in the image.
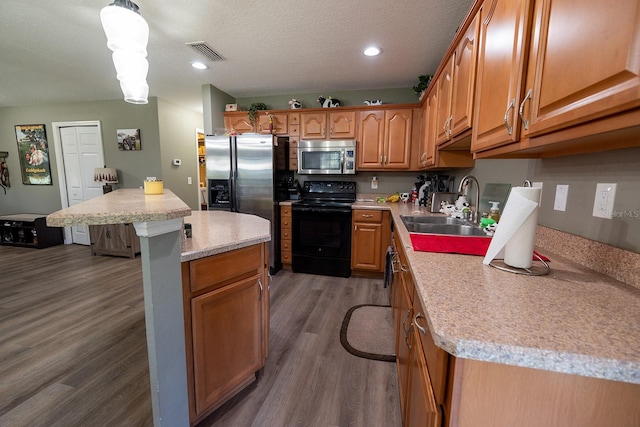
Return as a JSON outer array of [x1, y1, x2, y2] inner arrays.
[[450, 14, 480, 139], [357, 109, 412, 170], [224, 112, 254, 134], [257, 112, 288, 135], [301, 111, 356, 139], [471, 0, 532, 153], [520, 0, 640, 138], [472, 0, 640, 157]]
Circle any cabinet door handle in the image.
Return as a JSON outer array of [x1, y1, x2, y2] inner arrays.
[[267, 273, 272, 291], [519, 88, 532, 131], [362, 214, 373, 218], [414, 312, 427, 335], [504, 99, 515, 135], [447, 115, 453, 138], [258, 278, 263, 300], [383, 155, 387, 165]]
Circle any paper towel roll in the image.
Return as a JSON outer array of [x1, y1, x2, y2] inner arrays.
[[504, 187, 541, 268], [483, 187, 541, 268]]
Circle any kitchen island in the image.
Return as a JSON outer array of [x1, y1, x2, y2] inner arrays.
[[47, 190, 271, 427], [353, 200, 640, 426]]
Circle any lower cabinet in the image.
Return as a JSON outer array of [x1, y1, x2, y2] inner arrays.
[[392, 225, 640, 427], [182, 243, 269, 425], [89, 223, 140, 258], [351, 209, 391, 273], [392, 233, 442, 427]]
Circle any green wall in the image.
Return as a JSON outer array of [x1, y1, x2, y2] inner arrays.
[[0, 97, 203, 215], [235, 87, 417, 111]]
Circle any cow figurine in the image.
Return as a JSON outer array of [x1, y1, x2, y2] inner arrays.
[[364, 99, 382, 106], [288, 98, 302, 109], [318, 96, 340, 108]]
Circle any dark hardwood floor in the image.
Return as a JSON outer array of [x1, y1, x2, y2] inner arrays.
[[0, 244, 400, 427]]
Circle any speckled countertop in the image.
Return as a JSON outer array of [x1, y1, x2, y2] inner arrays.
[[352, 200, 640, 385], [46, 188, 191, 226], [181, 211, 270, 262]]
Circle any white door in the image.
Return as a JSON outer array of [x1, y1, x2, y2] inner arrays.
[[59, 126, 104, 245]]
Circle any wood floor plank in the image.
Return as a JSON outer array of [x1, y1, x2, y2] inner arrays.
[[0, 245, 400, 427]]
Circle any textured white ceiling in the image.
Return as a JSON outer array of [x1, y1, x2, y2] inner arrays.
[[0, 0, 473, 113]]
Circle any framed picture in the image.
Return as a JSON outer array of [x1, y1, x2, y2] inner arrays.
[[117, 128, 141, 151], [15, 124, 52, 185]]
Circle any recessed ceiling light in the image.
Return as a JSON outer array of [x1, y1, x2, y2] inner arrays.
[[191, 62, 209, 70], [363, 46, 382, 56]]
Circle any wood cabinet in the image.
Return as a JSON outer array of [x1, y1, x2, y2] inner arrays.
[[472, 0, 640, 157], [391, 218, 640, 427], [280, 205, 292, 268], [472, 0, 532, 153], [392, 232, 445, 427], [89, 223, 140, 259], [182, 243, 269, 424], [351, 209, 390, 273], [257, 112, 288, 135], [223, 112, 254, 134], [300, 110, 356, 139], [0, 214, 63, 249], [435, 56, 455, 145], [518, 0, 640, 141], [450, 13, 480, 139], [357, 109, 412, 170]]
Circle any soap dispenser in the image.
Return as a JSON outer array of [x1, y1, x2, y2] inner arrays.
[[488, 201, 501, 222]]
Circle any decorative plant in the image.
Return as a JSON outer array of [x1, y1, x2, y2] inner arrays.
[[412, 74, 433, 97], [247, 102, 268, 126]]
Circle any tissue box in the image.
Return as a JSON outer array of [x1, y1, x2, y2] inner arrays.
[[144, 179, 164, 195]]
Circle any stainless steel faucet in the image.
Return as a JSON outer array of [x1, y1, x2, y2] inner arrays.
[[458, 175, 480, 224]]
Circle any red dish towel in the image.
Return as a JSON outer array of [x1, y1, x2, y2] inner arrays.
[[408, 233, 549, 261]]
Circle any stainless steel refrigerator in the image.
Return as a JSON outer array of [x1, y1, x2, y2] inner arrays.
[[205, 133, 292, 273]]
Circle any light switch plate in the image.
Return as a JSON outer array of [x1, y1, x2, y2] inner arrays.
[[592, 183, 617, 219], [554, 184, 568, 211]]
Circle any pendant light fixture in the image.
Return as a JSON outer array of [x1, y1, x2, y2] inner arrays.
[[100, 0, 149, 104]]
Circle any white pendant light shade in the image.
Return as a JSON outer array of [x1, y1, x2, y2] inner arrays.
[[119, 80, 149, 104], [100, 1, 150, 104]]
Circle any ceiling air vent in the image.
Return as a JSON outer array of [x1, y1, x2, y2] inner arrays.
[[186, 41, 225, 62]]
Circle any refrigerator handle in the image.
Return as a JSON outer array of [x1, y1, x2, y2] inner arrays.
[[230, 137, 237, 212]]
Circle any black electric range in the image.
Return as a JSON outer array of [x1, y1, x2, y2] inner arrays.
[[291, 181, 356, 277]]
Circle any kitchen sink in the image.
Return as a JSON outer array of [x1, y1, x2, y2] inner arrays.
[[400, 215, 491, 255], [400, 215, 469, 226], [400, 215, 488, 237]]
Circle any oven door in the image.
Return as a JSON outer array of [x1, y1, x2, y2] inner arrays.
[[292, 206, 352, 276]]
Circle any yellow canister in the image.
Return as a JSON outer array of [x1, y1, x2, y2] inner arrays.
[[144, 179, 164, 195]]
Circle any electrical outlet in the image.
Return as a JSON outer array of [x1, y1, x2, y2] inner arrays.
[[592, 183, 616, 219], [554, 184, 568, 211], [187, 176, 192, 185], [371, 176, 378, 189]]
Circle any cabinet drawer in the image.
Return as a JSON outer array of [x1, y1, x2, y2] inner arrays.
[[353, 209, 383, 223], [289, 158, 298, 171], [281, 216, 292, 228], [281, 205, 292, 217], [281, 239, 291, 251], [288, 124, 300, 136], [189, 244, 262, 293], [281, 228, 291, 240], [289, 147, 298, 161], [281, 250, 292, 263], [288, 136, 299, 147], [289, 113, 300, 125]]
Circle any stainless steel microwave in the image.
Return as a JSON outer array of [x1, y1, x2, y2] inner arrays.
[[297, 140, 356, 175]]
